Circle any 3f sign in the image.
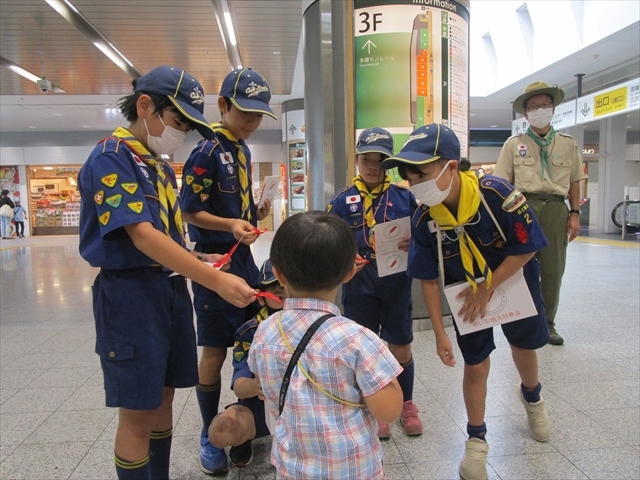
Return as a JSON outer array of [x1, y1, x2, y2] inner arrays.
[[359, 12, 382, 33]]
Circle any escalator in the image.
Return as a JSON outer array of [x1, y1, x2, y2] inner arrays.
[[611, 200, 640, 233]]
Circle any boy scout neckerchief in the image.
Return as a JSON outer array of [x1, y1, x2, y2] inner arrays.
[[429, 171, 492, 292], [353, 174, 391, 249], [526, 127, 556, 181], [112, 127, 185, 246], [212, 123, 252, 221]]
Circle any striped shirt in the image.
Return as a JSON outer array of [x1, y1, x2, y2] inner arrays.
[[248, 298, 402, 479]]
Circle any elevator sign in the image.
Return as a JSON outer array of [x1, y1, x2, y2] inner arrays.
[[577, 78, 640, 124]]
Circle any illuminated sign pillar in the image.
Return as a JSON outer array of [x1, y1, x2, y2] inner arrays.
[[354, 0, 470, 159]]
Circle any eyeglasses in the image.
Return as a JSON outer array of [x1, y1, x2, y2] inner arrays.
[[525, 101, 554, 113]]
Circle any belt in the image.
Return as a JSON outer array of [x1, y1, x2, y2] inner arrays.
[[524, 192, 566, 202]]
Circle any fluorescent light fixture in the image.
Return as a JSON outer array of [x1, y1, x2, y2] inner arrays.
[[224, 12, 237, 46], [46, 0, 141, 78], [211, 0, 243, 69], [1, 56, 66, 93], [93, 41, 127, 70], [43, 167, 54, 170], [8, 65, 41, 83]]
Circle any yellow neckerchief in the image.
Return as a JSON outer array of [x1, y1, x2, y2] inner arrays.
[[429, 171, 492, 292], [353, 174, 391, 249], [112, 127, 185, 245], [277, 311, 365, 408], [211, 123, 251, 221], [256, 306, 270, 322]]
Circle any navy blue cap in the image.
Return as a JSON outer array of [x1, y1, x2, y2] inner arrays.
[[355, 128, 394, 158], [381, 124, 460, 169], [259, 259, 278, 286], [220, 68, 277, 120], [135, 66, 214, 140]]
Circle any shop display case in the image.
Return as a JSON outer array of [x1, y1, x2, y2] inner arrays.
[[287, 141, 306, 213], [29, 167, 81, 235]]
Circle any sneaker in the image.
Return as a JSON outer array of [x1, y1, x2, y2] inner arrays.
[[377, 422, 391, 440], [459, 438, 489, 480], [548, 327, 564, 345], [400, 400, 423, 436], [518, 385, 551, 442], [229, 439, 253, 467], [200, 435, 228, 475]]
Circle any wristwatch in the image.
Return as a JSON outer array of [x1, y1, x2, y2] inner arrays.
[[197, 252, 207, 261], [569, 209, 580, 215]]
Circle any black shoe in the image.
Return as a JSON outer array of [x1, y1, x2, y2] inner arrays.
[[229, 440, 253, 467]]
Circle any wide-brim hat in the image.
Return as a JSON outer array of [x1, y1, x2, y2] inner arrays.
[[381, 124, 460, 170], [355, 127, 394, 158], [513, 81, 565, 114], [220, 68, 277, 120], [259, 259, 278, 286], [135, 65, 215, 140]]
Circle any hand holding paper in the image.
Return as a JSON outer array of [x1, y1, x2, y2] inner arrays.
[[258, 176, 281, 209]]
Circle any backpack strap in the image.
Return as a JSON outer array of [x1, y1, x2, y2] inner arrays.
[[278, 313, 334, 416]]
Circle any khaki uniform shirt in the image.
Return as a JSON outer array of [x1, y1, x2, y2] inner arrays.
[[493, 131, 586, 197]]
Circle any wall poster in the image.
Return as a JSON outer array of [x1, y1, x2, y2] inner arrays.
[[287, 141, 306, 212], [354, 0, 470, 158]]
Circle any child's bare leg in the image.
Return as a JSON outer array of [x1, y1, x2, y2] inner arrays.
[[209, 405, 257, 448]]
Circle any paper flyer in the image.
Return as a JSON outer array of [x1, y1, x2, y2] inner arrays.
[[373, 217, 410, 277], [443, 269, 537, 336], [257, 176, 281, 209]]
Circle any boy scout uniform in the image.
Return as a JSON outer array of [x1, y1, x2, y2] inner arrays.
[[494, 82, 586, 336], [407, 175, 550, 364]]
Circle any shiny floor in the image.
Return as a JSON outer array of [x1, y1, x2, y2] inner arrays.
[[0, 233, 638, 480]]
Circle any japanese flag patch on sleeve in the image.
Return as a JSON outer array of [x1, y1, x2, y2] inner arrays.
[[346, 195, 361, 204]]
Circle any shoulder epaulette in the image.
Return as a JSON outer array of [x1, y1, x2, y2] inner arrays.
[[97, 137, 123, 154], [198, 137, 220, 156], [480, 176, 513, 200], [556, 132, 575, 139], [237, 318, 260, 337], [413, 203, 430, 227], [329, 186, 353, 204]]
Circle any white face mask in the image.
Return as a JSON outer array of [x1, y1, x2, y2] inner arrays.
[[144, 114, 187, 156], [410, 160, 454, 206], [527, 108, 554, 129]]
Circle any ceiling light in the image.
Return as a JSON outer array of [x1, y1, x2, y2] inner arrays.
[[0, 56, 66, 93], [28, 126, 37, 129], [211, 0, 243, 69], [470, 113, 476, 116], [8, 65, 40, 83], [224, 12, 237, 46], [43, 167, 54, 170], [490, 125, 498, 128], [46, 0, 141, 78]]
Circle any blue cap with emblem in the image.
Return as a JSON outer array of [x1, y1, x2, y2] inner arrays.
[[220, 68, 277, 120], [135, 65, 214, 140], [381, 123, 460, 169], [259, 259, 278, 286], [355, 127, 394, 158]]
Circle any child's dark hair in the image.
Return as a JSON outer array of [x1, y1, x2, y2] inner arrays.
[[118, 78, 190, 124], [397, 158, 450, 181], [270, 211, 356, 292], [220, 97, 233, 117]]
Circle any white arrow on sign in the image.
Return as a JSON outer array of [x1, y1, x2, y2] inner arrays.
[[362, 40, 377, 54]]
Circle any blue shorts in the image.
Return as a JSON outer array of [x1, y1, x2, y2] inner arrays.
[[454, 313, 550, 366], [342, 262, 414, 345], [226, 397, 270, 439], [92, 268, 198, 410], [193, 243, 260, 348]]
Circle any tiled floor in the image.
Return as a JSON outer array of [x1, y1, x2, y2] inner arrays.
[[0, 233, 638, 479]]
